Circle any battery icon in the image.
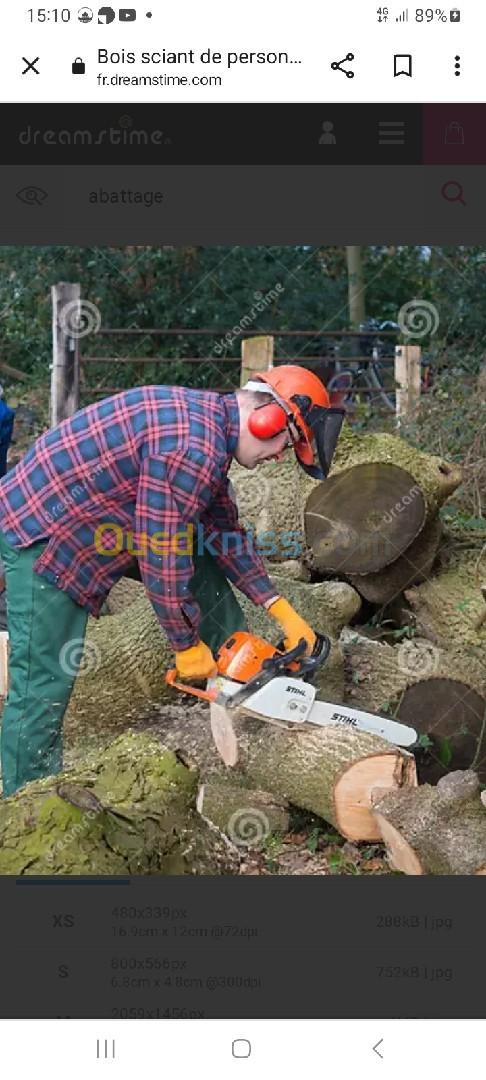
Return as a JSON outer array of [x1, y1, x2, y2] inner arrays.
[[450, 8, 461, 20]]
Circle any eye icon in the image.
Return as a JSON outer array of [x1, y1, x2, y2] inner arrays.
[[16, 186, 48, 206]]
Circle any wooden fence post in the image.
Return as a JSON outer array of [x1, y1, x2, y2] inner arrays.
[[50, 282, 81, 427], [240, 335, 274, 386], [395, 344, 421, 424]]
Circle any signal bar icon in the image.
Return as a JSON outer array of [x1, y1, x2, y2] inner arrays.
[[396, 7, 409, 20]]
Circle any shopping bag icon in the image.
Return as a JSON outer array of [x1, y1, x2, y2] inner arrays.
[[445, 121, 464, 145], [72, 57, 86, 74]]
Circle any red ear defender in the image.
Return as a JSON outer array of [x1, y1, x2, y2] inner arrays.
[[248, 401, 288, 440]]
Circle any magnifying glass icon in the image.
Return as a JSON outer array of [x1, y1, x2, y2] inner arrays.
[[441, 180, 466, 206]]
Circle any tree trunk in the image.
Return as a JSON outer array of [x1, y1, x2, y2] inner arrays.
[[346, 246, 366, 328], [371, 770, 486, 875], [0, 732, 239, 876]]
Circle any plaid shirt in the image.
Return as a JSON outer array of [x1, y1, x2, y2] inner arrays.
[[0, 386, 277, 649]]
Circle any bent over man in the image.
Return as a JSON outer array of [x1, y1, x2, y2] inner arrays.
[[0, 366, 343, 796]]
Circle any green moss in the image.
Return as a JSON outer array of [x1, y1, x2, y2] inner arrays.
[[0, 732, 236, 876]]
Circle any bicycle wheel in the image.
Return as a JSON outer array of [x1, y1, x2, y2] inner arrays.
[[365, 351, 396, 412], [327, 369, 354, 408]]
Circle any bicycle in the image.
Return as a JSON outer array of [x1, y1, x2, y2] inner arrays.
[[327, 320, 433, 414]]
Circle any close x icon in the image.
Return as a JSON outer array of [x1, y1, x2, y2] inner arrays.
[[22, 57, 40, 74]]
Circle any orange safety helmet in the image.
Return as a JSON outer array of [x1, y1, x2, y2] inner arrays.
[[245, 365, 345, 480]]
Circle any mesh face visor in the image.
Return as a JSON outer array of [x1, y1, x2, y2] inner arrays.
[[302, 406, 345, 480]]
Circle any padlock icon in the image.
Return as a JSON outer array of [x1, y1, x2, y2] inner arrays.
[[444, 120, 464, 145], [72, 57, 86, 75]]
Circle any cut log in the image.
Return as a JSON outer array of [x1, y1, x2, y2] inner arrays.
[[142, 702, 417, 843], [197, 781, 290, 843], [0, 732, 239, 876], [396, 679, 486, 784], [341, 629, 486, 782], [232, 716, 417, 841], [371, 770, 486, 875], [348, 517, 443, 606], [230, 424, 462, 574], [305, 462, 426, 573]]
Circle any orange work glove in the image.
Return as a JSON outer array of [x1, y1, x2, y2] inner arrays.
[[267, 597, 317, 654], [175, 640, 218, 681]]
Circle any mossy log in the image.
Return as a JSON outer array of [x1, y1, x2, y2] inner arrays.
[[405, 550, 486, 653], [341, 630, 486, 783], [142, 702, 417, 842], [371, 770, 486, 875], [197, 781, 290, 843], [230, 425, 462, 573], [347, 517, 443, 607], [0, 732, 239, 876], [65, 576, 360, 748]]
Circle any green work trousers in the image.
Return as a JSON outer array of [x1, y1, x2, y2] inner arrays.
[[0, 532, 246, 797]]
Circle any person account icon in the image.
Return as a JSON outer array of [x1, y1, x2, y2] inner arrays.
[[318, 121, 337, 145]]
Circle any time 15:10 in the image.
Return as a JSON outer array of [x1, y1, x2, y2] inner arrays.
[[28, 8, 71, 20]]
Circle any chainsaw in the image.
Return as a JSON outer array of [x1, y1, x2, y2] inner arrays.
[[165, 631, 418, 765]]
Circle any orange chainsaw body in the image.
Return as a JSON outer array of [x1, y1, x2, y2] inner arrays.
[[215, 631, 279, 683]]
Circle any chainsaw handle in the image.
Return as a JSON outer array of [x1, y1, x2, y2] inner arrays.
[[165, 668, 218, 703], [263, 637, 308, 672], [271, 634, 331, 678]]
